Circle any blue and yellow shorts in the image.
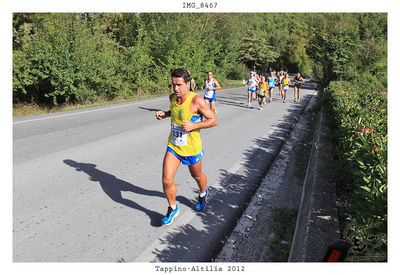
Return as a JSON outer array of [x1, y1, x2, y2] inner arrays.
[[167, 147, 204, 166]]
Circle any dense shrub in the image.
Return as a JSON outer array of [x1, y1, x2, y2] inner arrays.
[[326, 79, 387, 257], [13, 14, 125, 106]]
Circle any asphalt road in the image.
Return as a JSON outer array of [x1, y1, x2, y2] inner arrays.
[[13, 81, 317, 262]]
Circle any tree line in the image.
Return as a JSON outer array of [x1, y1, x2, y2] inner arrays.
[[13, 13, 386, 106]]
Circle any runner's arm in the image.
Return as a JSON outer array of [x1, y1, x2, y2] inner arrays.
[[155, 94, 173, 120], [156, 110, 171, 120], [181, 96, 217, 132], [213, 79, 221, 90]]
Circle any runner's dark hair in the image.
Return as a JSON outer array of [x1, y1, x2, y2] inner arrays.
[[171, 68, 191, 83]]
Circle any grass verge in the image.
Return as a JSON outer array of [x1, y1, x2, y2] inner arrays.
[[269, 208, 298, 261]]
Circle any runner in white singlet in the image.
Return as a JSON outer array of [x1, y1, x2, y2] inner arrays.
[[202, 71, 221, 114]]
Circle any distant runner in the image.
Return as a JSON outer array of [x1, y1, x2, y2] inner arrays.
[[293, 72, 305, 102], [156, 68, 218, 225], [258, 76, 268, 110], [247, 71, 258, 107], [202, 71, 221, 114], [267, 71, 277, 103], [187, 70, 196, 92], [281, 73, 291, 103], [278, 71, 285, 98], [254, 72, 261, 101]]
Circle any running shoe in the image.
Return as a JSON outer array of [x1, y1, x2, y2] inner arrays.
[[283, 100, 286, 103], [196, 189, 208, 211], [259, 107, 263, 111], [162, 205, 180, 225], [248, 102, 251, 107]]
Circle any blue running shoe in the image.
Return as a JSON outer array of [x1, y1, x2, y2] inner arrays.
[[162, 206, 179, 225], [196, 189, 208, 211]]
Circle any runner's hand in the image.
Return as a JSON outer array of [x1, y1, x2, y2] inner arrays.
[[181, 121, 196, 132], [156, 111, 166, 120]]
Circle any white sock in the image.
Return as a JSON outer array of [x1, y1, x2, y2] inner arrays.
[[170, 204, 176, 210], [200, 192, 206, 198]]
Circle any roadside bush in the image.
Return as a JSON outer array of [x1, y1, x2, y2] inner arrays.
[[326, 79, 387, 258], [226, 63, 248, 80], [13, 14, 124, 106]]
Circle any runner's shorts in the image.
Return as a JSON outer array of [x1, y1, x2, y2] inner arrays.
[[248, 88, 256, 93], [204, 92, 216, 103], [283, 85, 289, 92], [167, 147, 204, 166]]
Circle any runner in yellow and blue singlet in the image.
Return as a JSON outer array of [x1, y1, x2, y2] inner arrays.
[[156, 69, 218, 225], [281, 73, 291, 103], [257, 76, 268, 110]]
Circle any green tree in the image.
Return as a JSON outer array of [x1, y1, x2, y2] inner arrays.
[[238, 28, 279, 71], [13, 13, 124, 105]]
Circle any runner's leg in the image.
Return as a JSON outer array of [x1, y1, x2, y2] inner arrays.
[[162, 151, 181, 206], [188, 158, 207, 194], [210, 101, 216, 113], [269, 88, 273, 102]]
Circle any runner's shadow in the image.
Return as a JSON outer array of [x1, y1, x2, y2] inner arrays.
[[138, 107, 160, 112], [63, 159, 192, 227]]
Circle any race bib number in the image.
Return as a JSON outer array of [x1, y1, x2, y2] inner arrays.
[[283, 85, 289, 90], [170, 124, 187, 146]]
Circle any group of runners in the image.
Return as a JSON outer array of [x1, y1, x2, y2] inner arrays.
[[247, 70, 305, 110], [155, 68, 305, 225]]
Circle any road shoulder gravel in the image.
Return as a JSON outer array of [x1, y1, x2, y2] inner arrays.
[[215, 91, 320, 262]]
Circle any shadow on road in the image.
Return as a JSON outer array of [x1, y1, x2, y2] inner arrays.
[[138, 106, 161, 112], [66, 83, 317, 262], [147, 90, 316, 262], [63, 160, 192, 228]]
